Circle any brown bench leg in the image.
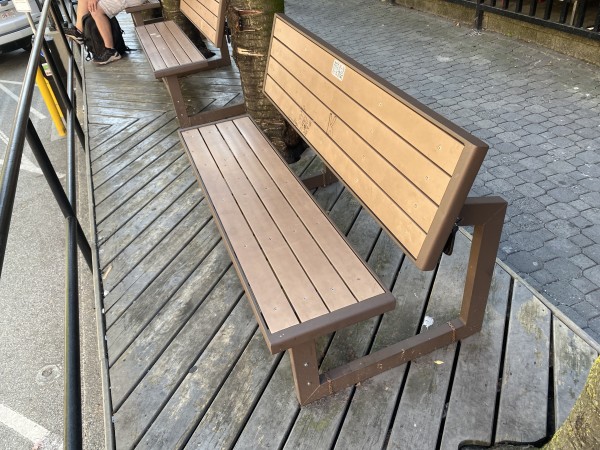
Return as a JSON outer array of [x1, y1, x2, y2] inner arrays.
[[205, 39, 233, 70], [164, 76, 191, 128], [288, 196, 507, 405]]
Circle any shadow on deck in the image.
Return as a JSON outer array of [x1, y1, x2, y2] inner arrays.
[[84, 13, 599, 450]]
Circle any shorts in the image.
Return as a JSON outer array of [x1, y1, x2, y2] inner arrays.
[[99, 0, 145, 18]]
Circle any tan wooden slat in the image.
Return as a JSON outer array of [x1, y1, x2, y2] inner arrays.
[[269, 38, 451, 206], [141, 23, 180, 69], [154, 21, 193, 66], [163, 21, 205, 64], [215, 121, 359, 312], [264, 76, 426, 259], [180, 0, 220, 46], [266, 56, 438, 231], [271, 16, 464, 175], [181, 129, 300, 332], [234, 117, 385, 301], [135, 25, 167, 73], [198, 125, 331, 321]]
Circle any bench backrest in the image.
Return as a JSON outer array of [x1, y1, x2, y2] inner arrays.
[[264, 14, 488, 271], [180, 0, 225, 48]]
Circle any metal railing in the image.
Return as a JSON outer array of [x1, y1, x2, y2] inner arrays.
[[447, 0, 600, 39], [0, 0, 90, 447]]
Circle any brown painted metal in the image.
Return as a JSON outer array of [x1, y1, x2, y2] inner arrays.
[[289, 197, 506, 405]]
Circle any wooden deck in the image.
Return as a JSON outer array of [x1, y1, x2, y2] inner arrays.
[[85, 14, 599, 450]]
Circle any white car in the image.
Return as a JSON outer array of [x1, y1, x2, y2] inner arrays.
[[0, 0, 41, 53]]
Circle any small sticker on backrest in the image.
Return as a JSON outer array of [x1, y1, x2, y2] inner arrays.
[[331, 59, 346, 81]]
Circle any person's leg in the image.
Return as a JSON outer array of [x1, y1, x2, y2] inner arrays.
[[74, 0, 89, 31], [90, 8, 114, 49]]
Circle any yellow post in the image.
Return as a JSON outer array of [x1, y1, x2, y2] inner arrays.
[[35, 67, 66, 136]]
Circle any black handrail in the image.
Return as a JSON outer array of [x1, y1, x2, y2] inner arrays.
[[448, 0, 600, 39], [0, 0, 91, 447]]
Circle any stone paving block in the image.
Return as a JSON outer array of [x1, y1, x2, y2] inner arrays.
[[548, 187, 581, 203], [582, 224, 600, 242], [587, 291, 600, 309], [530, 268, 559, 287], [585, 244, 600, 265], [572, 300, 600, 322], [546, 238, 584, 258], [506, 251, 544, 274], [569, 233, 594, 248], [547, 202, 581, 219], [582, 208, 600, 224], [583, 265, 600, 287], [581, 192, 600, 208], [545, 258, 583, 281], [545, 219, 580, 238], [588, 317, 600, 341], [543, 281, 585, 306], [570, 254, 597, 271]]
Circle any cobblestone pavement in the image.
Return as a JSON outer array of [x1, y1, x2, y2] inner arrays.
[[287, 0, 600, 343]]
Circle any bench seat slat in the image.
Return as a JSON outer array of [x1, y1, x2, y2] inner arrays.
[[264, 76, 427, 259], [136, 22, 208, 78], [180, 0, 221, 47], [191, 127, 333, 323], [233, 117, 386, 301], [182, 129, 301, 333], [269, 39, 450, 207], [271, 18, 465, 176], [199, 125, 356, 316], [214, 120, 369, 312], [266, 57, 438, 232], [162, 21, 206, 64], [136, 25, 168, 73]]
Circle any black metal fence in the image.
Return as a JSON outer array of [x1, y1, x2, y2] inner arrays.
[[0, 0, 90, 447], [448, 0, 600, 39]]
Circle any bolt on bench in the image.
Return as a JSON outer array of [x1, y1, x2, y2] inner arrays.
[[134, 0, 245, 127], [179, 14, 507, 405]]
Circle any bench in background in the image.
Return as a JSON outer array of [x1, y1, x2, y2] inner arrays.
[[179, 14, 507, 405], [125, 0, 162, 27], [134, 0, 245, 127]]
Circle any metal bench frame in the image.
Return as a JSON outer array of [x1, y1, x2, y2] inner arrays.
[[180, 14, 507, 405]]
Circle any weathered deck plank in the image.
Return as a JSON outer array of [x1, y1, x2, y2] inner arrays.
[[496, 282, 551, 443], [552, 319, 598, 428], [440, 264, 511, 450]]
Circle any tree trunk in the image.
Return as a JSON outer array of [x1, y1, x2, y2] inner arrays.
[[226, 0, 303, 161], [543, 356, 600, 449], [160, 0, 212, 56]]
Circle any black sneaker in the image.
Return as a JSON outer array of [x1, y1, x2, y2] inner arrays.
[[93, 48, 122, 65], [64, 27, 83, 45]]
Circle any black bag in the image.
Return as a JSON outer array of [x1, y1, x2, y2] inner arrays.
[[82, 13, 128, 61]]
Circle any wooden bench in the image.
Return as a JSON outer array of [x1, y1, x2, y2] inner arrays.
[[179, 14, 507, 405], [134, 0, 245, 127], [125, 0, 162, 27]]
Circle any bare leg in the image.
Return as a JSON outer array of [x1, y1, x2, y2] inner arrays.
[[90, 9, 114, 49], [74, 0, 90, 31]]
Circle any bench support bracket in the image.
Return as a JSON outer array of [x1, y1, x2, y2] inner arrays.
[[288, 196, 507, 405]]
